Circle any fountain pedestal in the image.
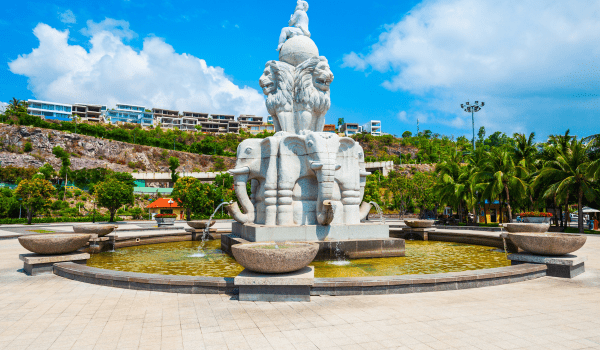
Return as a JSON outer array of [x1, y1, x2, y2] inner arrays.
[[235, 266, 314, 302], [185, 228, 220, 241], [222, 234, 405, 260], [19, 252, 90, 276], [394, 227, 434, 241], [508, 253, 586, 278], [232, 222, 389, 242]]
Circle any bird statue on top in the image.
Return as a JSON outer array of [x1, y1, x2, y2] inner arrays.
[[277, 0, 310, 51]]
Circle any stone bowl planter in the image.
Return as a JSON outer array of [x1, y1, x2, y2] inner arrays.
[[232, 242, 319, 274], [18, 234, 91, 255], [507, 232, 587, 256], [187, 220, 216, 229], [405, 220, 433, 228], [522, 216, 550, 224], [505, 223, 549, 233], [155, 217, 176, 226], [72, 224, 117, 237]]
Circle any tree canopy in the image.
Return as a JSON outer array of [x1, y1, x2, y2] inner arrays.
[[94, 178, 134, 222], [14, 178, 55, 224]]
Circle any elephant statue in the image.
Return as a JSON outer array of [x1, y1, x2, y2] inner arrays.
[[226, 136, 280, 225], [335, 138, 370, 224], [278, 132, 344, 226]]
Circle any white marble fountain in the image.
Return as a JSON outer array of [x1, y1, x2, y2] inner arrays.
[[225, 0, 388, 243]]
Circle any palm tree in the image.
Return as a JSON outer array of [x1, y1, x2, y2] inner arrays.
[[9, 97, 21, 110], [535, 138, 597, 233], [434, 156, 472, 223], [586, 134, 600, 180], [513, 132, 537, 167], [473, 147, 528, 223]]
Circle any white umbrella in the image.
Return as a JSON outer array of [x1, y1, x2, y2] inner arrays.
[[582, 206, 600, 213]]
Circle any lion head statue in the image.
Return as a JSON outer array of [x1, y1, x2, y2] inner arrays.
[[259, 60, 294, 132], [293, 56, 334, 131]]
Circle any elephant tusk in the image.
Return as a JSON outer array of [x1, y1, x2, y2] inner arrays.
[[360, 170, 371, 177], [310, 162, 323, 170], [228, 166, 250, 175]]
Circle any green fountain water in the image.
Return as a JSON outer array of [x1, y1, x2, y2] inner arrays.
[[87, 240, 510, 278]]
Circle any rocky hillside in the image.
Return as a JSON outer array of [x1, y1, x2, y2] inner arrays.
[[0, 125, 234, 173], [351, 134, 419, 160], [394, 164, 435, 176]]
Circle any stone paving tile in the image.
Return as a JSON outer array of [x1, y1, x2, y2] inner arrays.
[[2, 237, 600, 350]]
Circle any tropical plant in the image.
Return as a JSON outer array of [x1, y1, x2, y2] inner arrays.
[[94, 178, 134, 222], [473, 147, 528, 223], [0, 187, 19, 218], [171, 177, 211, 221], [52, 146, 71, 185], [434, 158, 468, 222], [14, 178, 55, 224], [534, 138, 596, 233], [168, 156, 180, 183]]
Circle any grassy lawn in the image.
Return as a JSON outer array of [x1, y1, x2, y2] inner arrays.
[[27, 229, 55, 234], [564, 227, 600, 235]]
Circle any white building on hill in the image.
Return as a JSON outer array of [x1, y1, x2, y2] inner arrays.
[[27, 99, 73, 122], [361, 120, 382, 136]]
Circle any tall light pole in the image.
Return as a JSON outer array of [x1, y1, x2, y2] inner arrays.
[[461, 101, 484, 150]]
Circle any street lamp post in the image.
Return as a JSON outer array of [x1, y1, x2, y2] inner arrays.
[[460, 101, 484, 150]]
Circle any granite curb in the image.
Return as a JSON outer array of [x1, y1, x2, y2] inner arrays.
[[53, 262, 546, 296]]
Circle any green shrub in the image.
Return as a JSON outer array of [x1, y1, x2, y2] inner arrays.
[[23, 142, 33, 152], [0, 215, 125, 224], [74, 190, 82, 197], [50, 200, 69, 210]]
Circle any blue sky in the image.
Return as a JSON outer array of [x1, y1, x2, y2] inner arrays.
[[1, 0, 599, 141]]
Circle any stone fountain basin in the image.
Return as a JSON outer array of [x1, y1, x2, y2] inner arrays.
[[507, 232, 587, 256], [405, 220, 433, 228], [505, 223, 549, 233], [232, 242, 319, 274], [72, 224, 117, 236], [187, 220, 216, 229], [18, 234, 92, 255]]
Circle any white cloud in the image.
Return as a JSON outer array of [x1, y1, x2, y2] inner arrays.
[[8, 22, 267, 117], [59, 10, 76, 24], [0, 102, 7, 113], [397, 110, 408, 122], [343, 0, 600, 135], [81, 18, 136, 40]]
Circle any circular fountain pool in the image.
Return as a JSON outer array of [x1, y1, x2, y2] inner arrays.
[[87, 240, 510, 278]]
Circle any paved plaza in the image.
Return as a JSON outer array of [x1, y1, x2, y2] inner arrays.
[[0, 234, 599, 350]]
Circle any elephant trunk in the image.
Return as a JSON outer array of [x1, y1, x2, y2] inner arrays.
[[312, 160, 337, 226], [228, 167, 255, 224], [358, 202, 372, 221]]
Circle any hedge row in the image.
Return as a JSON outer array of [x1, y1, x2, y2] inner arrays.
[[0, 215, 124, 225]]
